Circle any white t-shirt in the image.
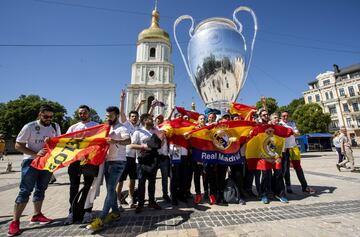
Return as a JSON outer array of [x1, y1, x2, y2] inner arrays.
[[124, 120, 139, 158], [131, 127, 156, 160], [279, 120, 298, 148], [333, 136, 341, 148], [16, 120, 61, 160], [66, 121, 99, 133], [106, 122, 130, 161]]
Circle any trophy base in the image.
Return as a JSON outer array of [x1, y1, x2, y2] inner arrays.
[[206, 101, 231, 113]]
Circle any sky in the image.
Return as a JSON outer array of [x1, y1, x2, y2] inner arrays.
[[1, 0, 360, 119]]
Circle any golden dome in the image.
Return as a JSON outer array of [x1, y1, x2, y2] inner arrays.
[[138, 8, 170, 46]]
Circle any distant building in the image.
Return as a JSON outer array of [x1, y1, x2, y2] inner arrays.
[[303, 62, 360, 144], [126, 5, 175, 116]]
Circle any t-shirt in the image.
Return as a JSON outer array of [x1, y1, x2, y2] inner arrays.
[[66, 121, 99, 133], [279, 120, 298, 148], [16, 120, 61, 160], [333, 136, 341, 148], [106, 122, 130, 161], [124, 120, 139, 158], [131, 127, 156, 160]]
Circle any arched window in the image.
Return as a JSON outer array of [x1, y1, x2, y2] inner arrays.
[[147, 96, 155, 112], [150, 47, 156, 58]]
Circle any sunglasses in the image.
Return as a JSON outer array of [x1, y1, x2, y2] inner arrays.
[[42, 115, 53, 119]]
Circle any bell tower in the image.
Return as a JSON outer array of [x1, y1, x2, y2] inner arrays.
[[126, 2, 175, 116]]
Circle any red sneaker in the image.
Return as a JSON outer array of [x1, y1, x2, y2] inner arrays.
[[30, 213, 52, 225], [209, 195, 216, 205], [194, 194, 202, 204], [7, 220, 21, 236]]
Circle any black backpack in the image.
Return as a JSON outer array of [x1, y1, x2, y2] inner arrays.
[[223, 178, 239, 203]]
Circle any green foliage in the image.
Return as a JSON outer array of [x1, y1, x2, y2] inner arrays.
[[69, 108, 102, 125], [0, 95, 70, 138], [292, 103, 331, 134], [255, 97, 278, 115]]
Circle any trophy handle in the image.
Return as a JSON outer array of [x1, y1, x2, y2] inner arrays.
[[173, 15, 195, 82], [233, 6, 258, 89]]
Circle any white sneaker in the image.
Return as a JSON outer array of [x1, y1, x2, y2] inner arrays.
[[63, 213, 73, 225], [82, 212, 93, 224], [127, 198, 136, 208]]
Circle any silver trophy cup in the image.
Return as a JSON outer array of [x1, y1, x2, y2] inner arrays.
[[174, 6, 257, 109]]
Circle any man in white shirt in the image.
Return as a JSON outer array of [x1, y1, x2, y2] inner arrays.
[[280, 111, 314, 194], [8, 105, 61, 236], [86, 106, 130, 231], [64, 105, 99, 225]]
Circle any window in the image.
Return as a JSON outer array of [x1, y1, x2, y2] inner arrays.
[[315, 94, 320, 102], [343, 103, 350, 112], [339, 88, 345, 96], [328, 105, 337, 114], [329, 91, 334, 99], [149, 47, 156, 58], [353, 102, 359, 112], [323, 79, 330, 86], [307, 96, 312, 103], [325, 92, 329, 100], [348, 86, 355, 96], [346, 118, 352, 127], [330, 120, 339, 129]]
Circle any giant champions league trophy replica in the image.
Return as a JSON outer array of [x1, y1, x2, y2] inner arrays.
[[174, 6, 257, 110]]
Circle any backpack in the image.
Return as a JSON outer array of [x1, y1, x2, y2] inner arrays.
[[223, 178, 239, 203]]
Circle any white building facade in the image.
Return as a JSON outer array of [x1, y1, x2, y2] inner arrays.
[[303, 63, 360, 143], [126, 7, 175, 116]]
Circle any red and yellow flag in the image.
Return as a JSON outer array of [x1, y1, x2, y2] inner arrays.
[[175, 106, 200, 122], [229, 102, 257, 120], [188, 120, 256, 164], [159, 118, 195, 148], [245, 124, 293, 170], [31, 124, 110, 172]]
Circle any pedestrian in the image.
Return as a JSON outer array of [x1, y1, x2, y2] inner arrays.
[[333, 131, 344, 164], [8, 105, 61, 236], [336, 127, 355, 172], [86, 106, 131, 231], [0, 133, 6, 160], [63, 105, 99, 225]]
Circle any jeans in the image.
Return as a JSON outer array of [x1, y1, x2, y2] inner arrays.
[[260, 170, 272, 197], [335, 147, 344, 163], [15, 159, 52, 204], [170, 156, 188, 200], [68, 161, 94, 213], [283, 149, 308, 191], [157, 155, 170, 196], [100, 160, 126, 219], [229, 164, 245, 197]]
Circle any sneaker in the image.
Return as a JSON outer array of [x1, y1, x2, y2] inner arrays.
[[261, 196, 269, 204], [49, 176, 56, 184], [30, 213, 52, 225], [63, 213, 73, 225], [336, 164, 341, 171], [286, 186, 293, 194], [103, 212, 120, 224], [7, 220, 21, 236], [275, 195, 289, 203], [303, 187, 315, 194], [209, 195, 216, 205], [148, 202, 161, 210], [82, 212, 93, 224], [128, 199, 136, 208], [86, 218, 103, 232], [162, 194, 172, 203], [194, 194, 202, 204], [238, 198, 246, 205]]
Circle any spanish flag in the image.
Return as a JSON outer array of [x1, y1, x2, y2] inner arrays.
[[159, 118, 195, 148], [289, 146, 302, 169], [31, 124, 110, 172], [229, 102, 257, 120], [245, 124, 293, 170], [175, 106, 200, 122], [188, 120, 256, 164]]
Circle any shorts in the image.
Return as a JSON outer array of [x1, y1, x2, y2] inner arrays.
[[119, 157, 137, 181]]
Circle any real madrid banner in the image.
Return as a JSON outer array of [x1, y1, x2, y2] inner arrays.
[[31, 124, 110, 172], [189, 120, 255, 164], [245, 124, 293, 170], [159, 118, 196, 148]]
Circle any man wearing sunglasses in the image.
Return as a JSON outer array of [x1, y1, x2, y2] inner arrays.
[[8, 105, 61, 236]]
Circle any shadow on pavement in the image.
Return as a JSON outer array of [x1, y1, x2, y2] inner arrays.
[[285, 185, 337, 200]]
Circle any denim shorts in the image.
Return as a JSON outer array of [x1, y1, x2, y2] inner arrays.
[[15, 159, 52, 204]]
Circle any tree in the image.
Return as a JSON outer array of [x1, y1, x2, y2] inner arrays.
[[255, 97, 279, 115], [69, 108, 102, 125], [0, 95, 70, 138], [292, 103, 331, 134], [278, 97, 305, 119]]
